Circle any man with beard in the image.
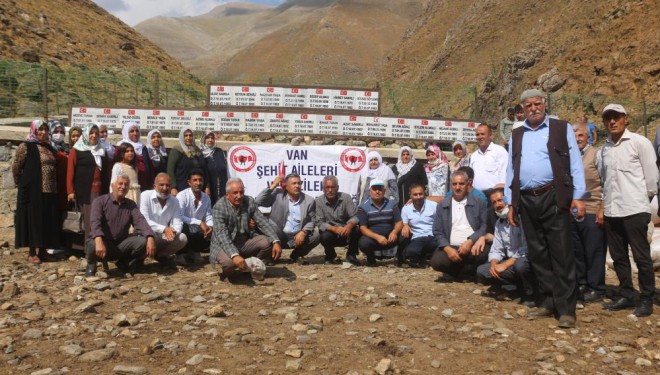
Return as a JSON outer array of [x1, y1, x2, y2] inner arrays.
[[176, 169, 213, 266], [476, 188, 534, 306], [470, 124, 508, 197], [505, 89, 587, 328], [140, 173, 188, 269], [399, 183, 437, 268]]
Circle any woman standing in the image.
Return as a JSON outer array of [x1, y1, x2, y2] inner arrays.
[[99, 124, 115, 160], [450, 139, 471, 171], [200, 130, 228, 205], [146, 129, 168, 175], [49, 121, 70, 212], [67, 123, 108, 242], [391, 146, 427, 209], [357, 150, 398, 206], [110, 144, 141, 203], [69, 126, 82, 146], [13, 120, 61, 264], [116, 121, 152, 190], [425, 144, 450, 202], [167, 128, 206, 195]]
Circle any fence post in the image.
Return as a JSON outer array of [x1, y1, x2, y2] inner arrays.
[[42, 67, 48, 120], [154, 72, 160, 107]]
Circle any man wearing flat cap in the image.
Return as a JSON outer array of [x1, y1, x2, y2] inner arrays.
[[504, 89, 587, 328], [597, 104, 658, 317]]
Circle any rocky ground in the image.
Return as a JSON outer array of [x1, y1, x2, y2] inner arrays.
[[0, 245, 658, 375]]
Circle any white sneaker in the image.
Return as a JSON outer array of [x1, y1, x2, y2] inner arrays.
[[175, 254, 188, 267]]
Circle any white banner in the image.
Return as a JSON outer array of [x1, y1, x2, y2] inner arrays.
[[227, 144, 368, 204], [70, 106, 478, 143]]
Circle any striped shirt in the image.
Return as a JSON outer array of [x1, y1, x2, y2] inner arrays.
[[357, 198, 401, 236]]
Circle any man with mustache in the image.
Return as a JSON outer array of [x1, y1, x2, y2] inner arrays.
[[505, 89, 587, 328], [140, 173, 188, 269], [598, 104, 658, 317]]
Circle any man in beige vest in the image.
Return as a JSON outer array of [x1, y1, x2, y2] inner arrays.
[[571, 123, 606, 303]]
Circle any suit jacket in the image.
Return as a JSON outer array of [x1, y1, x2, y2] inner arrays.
[[432, 193, 487, 249], [255, 187, 316, 233], [209, 195, 278, 264]]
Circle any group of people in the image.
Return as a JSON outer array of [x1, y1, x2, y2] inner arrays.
[[13, 88, 658, 327]]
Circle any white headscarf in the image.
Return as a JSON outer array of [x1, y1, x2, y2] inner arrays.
[[395, 146, 416, 177], [146, 129, 168, 162], [98, 124, 114, 160], [177, 128, 200, 157], [361, 150, 396, 181], [116, 121, 144, 155], [73, 123, 105, 170], [199, 130, 216, 158]]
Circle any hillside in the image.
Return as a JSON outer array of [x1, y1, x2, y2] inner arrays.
[[379, 0, 660, 127], [136, 0, 429, 83]]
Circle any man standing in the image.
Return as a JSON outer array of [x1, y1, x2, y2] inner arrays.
[[430, 171, 488, 278], [140, 173, 188, 268], [571, 123, 606, 303], [400, 184, 437, 267], [505, 89, 587, 329], [499, 108, 515, 149], [598, 104, 658, 317], [470, 124, 508, 196], [255, 173, 319, 264], [85, 174, 156, 276], [176, 169, 213, 266], [357, 179, 403, 266], [210, 178, 282, 280], [315, 176, 360, 265], [476, 188, 534, 305]]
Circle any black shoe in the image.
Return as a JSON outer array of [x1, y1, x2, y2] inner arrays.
[[264, 258, 276, 266], [85, 263, 97, 277], [346, 255, 361, 266], [157, 256, 177, 270], [528, 307, 554, 317], [557, 314, 576, 328], [578, 285, 589, 294], [366, 257, 377, 267], [520, 298, 536, 308], [324, 258, 341, 265], [583, 290, 605, 304], [634, 300, 653, 317], [603, 297, 635, 311], [127, 258, 144, 275]]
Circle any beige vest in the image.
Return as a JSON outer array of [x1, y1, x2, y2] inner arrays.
[[582, 145, 602, 214]]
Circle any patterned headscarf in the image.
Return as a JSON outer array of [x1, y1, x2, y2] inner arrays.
[[177, 128, 200, 157], [26, 119, 46, 143], [98, 124, 115, 160], [146, 129, 168, 162], [425, 144, 449, 172], [116, 121, 144, 155], [73, 123, 105, 170], [68, 126, 83, 146], [48, 120, 69, 153], [395, 146, 416, 177], [451, 139, 471, 170], [199, 130, 216, 158]]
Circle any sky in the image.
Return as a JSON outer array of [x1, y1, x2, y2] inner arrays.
[[93, 0, 285, 26]]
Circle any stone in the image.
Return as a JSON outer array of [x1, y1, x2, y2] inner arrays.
[[186, 354, 204, 366], [341, 262, 353, 269], [374, 358, 393, 375], [206, 305, 226, 318], [285, 349, 303, 358], [369, 314, 382, 322], [1, 282, 19, 298], [191, 295, 207, 303], [113, 313, 130, 327], [634, 358, 652, 367], [308, 274, 319, 281], [79, 348, 116, 362], [59, 344, 84, 356], [431, 360, 441, 368], [75, 300, 103, 313], [94, 282, 112, 291], [286, 360, 302, 370], [22, 329, 43, 339], [611, 345, 627, 353], [113, 365, 148, 375], [441, 309, 453, 317], [23, 309, 45, 321]]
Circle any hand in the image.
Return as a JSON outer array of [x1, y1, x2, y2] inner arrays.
[[294, 231, 307, 248], [271, 242, 282, 261], [489, 262, 505, 279], [458, 239, 472, 256], [444, 246, 462, 263], [376, 235, 389, 246], [401, 225, 411, 239], [163, 227, 175, 241], [94, 237, 106, 259], [67, 193, 75, 202], [270, 175, 283, 190], [232, 255, 247, 271], [335, 225, 351, 238], [248, 218, 257, 230], [596, 206, 604, 228], [146, 237, 156, 258], [387, 232, 398, 244], [507, 205, 519, 227], [205, 187, 211, 196], [200, 222, 212, 239], [170, 188, 178, 196], [471, 237, 486, 256], [570, 199, 586, 220]]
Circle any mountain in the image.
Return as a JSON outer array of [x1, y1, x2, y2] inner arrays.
[[135, 0, 429, 83]]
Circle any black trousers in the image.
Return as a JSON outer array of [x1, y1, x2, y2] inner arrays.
[[358, 236, 397, 262], [182, 224, 211, 253], [604, 213, 655, 302], [319, 226, 359, 260], [429, 245, 489, 277], [518, 189, 577, 317], [570, 213, 606, 291], [85, 235, 147, 264], [399, 235, 437, 261]]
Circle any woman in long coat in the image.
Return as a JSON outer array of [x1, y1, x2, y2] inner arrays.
[[391, 146, 428, 209]]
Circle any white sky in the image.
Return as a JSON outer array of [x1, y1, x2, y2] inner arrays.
[[93, 0, 285, 26]]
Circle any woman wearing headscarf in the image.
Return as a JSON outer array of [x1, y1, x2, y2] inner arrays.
[[12, 120, 61, 264], [68, 126, 82, 146], [67, 123, 109, 242], [451, 139, 471, 171], [200, 130, 228, 205], [48, 121, 70, 252], [167, 128, 207, 195], [146, 129, 168, 175], [115, 121, 152, 190], [357, 150, 398, 206], [98, 124, 115, 160], [425, 144, 451, 202], [391, 146, 428, 209]]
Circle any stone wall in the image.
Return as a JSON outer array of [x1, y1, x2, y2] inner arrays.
[[0, 143, 17, 243]]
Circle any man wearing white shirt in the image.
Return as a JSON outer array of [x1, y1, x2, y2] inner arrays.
[[597, 104, 658, 317], [176, 169, 213, 266], [140, 173, 188, 269], [470, 124, 509, 195]]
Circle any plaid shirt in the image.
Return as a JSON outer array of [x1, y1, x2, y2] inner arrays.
[[209, 195, 278, 264]]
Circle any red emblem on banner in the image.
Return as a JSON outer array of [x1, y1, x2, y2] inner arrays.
[[242, 87, 249, 92], [301, 114, 308, 120], [291, 88, 299, 94], [103, 108, 111, 114], [340, 148, 367, 173], [340, 90, 347, 96], [79, 108, 87, 113], [316, 89, 323, 94], [251, 113, 259, 119], [177, 110, 185, 116], [365, 91, 372, 97], [217, 86, 225, 92], [468, 122, 476, 128], [398, 119, 405, 125], [325, 115, 333, 121], [445, 121, 452, 127], [350, 116, 357, 121], [229, 146, 257, 172], [276, 113, 284, 119], [153, 110, 160, 115], [128, 109, 135, 115], [227, 112, 234, 118], [202, 111, 209, 117], [267, 87, 274, 93], [421, 120, 429, 125]]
